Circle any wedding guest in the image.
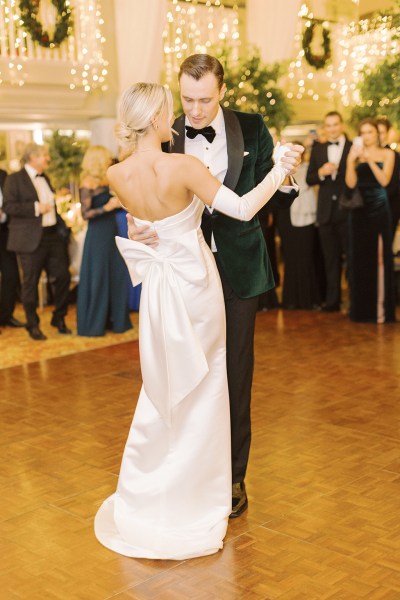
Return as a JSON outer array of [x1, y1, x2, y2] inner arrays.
[[277, 145, 320, 310], [376, 117, 400, 240], [345, 118, 395, 323], [77, 145, 132, 337], [3, 144, 71, 340], [94, 81, 300, 560], [306, 111, 352, 312], [0, 169, 26, 331], [127, 54, 301, 518], [316, 125, 327, 144]]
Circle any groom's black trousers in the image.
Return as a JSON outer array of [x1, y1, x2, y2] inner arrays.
[[214, 253, 258, 484]]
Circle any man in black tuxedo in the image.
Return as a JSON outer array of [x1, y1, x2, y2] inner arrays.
[[377, 117, 400, 240], [306, 111, 352, 311], [0, 168, 25, 331], [128, 54, 302, 517], [3, 144, 71, 340]]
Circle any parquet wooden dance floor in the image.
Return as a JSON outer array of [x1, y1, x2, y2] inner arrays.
[[1, 309, 399, 599]]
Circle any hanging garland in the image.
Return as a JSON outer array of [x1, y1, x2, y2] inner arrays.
[[19, 0, 73, 49], [302, 20, 331, 70]]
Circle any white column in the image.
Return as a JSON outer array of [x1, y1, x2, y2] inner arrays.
[[113, 0, 167, 92], [246, 0, 301, 64], [89, 117, 118, 157]]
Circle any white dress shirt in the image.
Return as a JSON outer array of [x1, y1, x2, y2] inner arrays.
[[25, 163, 56, 227], [290, 162, 317, 227], [327, 134, 346, 181], [185, 108, 227, 251]]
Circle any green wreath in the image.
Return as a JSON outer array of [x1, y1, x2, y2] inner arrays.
[[302, 20, 331, 70], [19, 0, 73, 49]]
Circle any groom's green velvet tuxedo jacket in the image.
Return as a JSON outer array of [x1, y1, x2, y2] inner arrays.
[[169, 108, 298, 298]]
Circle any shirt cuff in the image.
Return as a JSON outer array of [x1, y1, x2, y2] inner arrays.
[[34, 201, 40, 217], [279, 177, 299, 193]]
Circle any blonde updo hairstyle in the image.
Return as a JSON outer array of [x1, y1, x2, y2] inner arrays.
[[115, 82, 173, 152], [80, 145, 113, 184]]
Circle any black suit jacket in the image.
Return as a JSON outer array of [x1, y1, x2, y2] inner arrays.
[[3, 167, 69, 254], [306, 139, 352, 225], [0, 169, 6, 192], [385, 146, 400, 201], [166, 109, 298, 298], [0, 169, 8, 242]]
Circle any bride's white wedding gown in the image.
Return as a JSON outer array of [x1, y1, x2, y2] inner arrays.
[[94, 197, 231, 560]]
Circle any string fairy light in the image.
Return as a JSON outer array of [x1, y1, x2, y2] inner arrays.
[[68, 0, 108, 92], [163, 0, 240, 86], [336, 14, 399, 107], [0, 0, 107, 91], [287, 3, 400, 109], [286, 4, 329, 103]]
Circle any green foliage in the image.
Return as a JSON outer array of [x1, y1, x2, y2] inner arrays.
[[349, 1, 400, 129], [218, 48, 293, 131], [19, 0, 73, 49], [46, 131, 88, 191], [169, 46, 293, 132], [349, 54, 400, 129], [302, 21, 331, 70]]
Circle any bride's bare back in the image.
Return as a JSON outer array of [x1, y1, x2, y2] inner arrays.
[[108, 151, 209, 222]]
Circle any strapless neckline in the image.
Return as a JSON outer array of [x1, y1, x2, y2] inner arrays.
[[133, 197, 198, 226]]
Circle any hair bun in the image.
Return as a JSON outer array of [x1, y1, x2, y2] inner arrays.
[[115, 121, 132, 141]]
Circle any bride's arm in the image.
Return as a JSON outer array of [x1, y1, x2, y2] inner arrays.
[[182, 144, 302, 221]]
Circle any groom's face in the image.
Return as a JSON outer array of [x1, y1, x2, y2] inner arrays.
[[180, 72, 226, 129]]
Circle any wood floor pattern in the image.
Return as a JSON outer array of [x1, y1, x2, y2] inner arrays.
[[1, 309, 399, 599]]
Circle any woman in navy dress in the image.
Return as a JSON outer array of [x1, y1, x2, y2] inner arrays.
[[345, 119, 395, 323], [77, 145, 132, 336]]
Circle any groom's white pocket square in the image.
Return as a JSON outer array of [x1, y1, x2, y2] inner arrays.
[[243, 151, 249, 156]]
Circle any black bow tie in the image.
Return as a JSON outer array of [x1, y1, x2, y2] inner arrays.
[[35, 173, 46, 177], [185, 125, 216, 144], [328, 141, 339, 146]]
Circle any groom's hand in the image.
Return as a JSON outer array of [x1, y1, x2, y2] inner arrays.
[[127, 214, 159, 247], [279, 143, 304, 184]]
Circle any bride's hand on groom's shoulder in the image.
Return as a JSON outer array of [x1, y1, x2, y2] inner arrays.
[[126, 214, 159, 247]]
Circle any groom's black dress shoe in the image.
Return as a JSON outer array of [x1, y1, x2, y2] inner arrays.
[[0, 317, 26, 327], [27, 326, 47, 341], [230, 482, 248, 518], [51, 317, 72, 334]]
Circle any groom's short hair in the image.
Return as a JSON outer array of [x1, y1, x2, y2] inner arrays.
[[178, 54, 224, 89]]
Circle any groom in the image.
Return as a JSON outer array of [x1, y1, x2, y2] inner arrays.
[[129, 54, 301, 517]]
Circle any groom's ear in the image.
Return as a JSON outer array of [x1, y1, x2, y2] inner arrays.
[[219, 83, 227, 102]]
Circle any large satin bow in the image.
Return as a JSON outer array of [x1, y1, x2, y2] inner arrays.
[[115, 234, 209, 426]]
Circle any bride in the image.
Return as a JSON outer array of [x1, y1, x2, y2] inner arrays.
[[94, 82, 301, 560]]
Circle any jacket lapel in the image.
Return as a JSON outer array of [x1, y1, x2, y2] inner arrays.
[[222, 108, 244, 191], [21, 168, 40, 201], [172, 115, 186, 154], [321, 142, 329, 166]]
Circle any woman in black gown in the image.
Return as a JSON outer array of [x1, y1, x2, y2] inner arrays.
[[277, 146, 320, 310], [345, 119, 395, 323], [77, 145, 133, 336]]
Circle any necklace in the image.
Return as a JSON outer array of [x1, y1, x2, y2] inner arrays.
[[135, 148, 159, 153]]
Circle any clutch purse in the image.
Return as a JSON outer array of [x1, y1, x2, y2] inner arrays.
[[339, 186, 364, 210]]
